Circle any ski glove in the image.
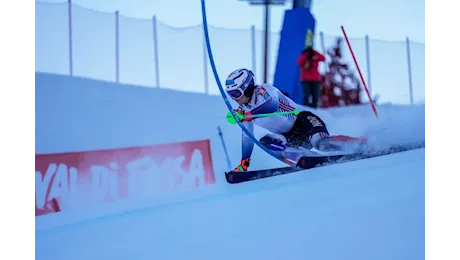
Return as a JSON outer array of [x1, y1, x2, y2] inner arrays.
[[236, 109, 253, 122], [234, 158, 251, 172]]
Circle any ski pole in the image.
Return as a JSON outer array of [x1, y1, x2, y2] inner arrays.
[[226, 109, 300, 124], [217, 126, 232, 171]]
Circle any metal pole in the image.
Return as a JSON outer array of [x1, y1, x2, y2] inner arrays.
[[203, 25, 209, 94], [263, 1, 270, 83], [319, 31, 327, 73], [115, 11, 120, 83], [68, 0, 73, 76], [365, 34, 372, 95], [152, 15, 160, 88], [251, 25, 257, 78], [406, 36, 414, 105]]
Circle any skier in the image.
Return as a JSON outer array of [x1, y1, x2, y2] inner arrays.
[[225, 68, 344, 173]]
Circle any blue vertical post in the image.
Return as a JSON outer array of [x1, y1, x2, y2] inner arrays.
[[152, 15, 160, 88], [365, 34, 372, 96], [217, 126, 232, 171], [67, 0, 73, 76], [115, 11, 120, 83], [406, 36, 414, 105]]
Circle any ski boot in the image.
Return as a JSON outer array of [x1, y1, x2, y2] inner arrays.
[[259, 134, 287, 154]]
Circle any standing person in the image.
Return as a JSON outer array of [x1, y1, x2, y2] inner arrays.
[[297, 46, 326, 108]]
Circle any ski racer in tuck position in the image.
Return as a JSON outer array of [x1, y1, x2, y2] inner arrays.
[[225, 68, 364, 173]]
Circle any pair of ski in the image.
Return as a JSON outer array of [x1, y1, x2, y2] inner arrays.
[[225, 135, 369, 184]]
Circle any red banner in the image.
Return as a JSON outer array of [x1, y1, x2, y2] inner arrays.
[[35, 139, 216, 216]]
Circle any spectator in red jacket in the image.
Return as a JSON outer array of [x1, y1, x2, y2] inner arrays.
[[297, 46, 326, 108]]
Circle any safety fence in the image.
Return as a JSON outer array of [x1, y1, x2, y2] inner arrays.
[[36, 1, 425, 104]]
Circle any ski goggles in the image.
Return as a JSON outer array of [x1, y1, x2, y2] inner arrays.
[[227, 88, 245, 100]]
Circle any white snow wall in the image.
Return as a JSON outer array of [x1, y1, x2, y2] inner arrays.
[[36, 72, 425, 172]]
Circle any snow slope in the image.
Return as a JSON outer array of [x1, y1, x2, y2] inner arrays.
[[36, 148, 425, 260], [35, 73, 425, 260]]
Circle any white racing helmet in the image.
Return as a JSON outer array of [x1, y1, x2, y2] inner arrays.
[[225, 68, 255, 100]]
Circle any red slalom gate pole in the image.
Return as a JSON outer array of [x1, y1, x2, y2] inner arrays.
[[341, 25, 379, 119]]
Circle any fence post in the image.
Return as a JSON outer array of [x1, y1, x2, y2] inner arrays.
[[365, 34, 372, 95], [319, 31, 327, 73], [152, 15, 160, 88], [67, 0, 73, 76], [203, 24, 209, 94], [115, 11, 120, 83], [406, 36, 414, 105], [251, 25, 257, 77]]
